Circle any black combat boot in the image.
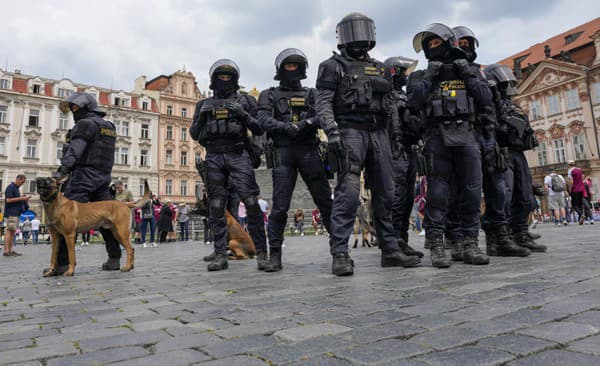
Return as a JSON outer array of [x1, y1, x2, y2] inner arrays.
[[203, 251, 216, 262], [207, 253, 228, 271], [381, 249, 421, 267], [448, 238, 464, 261], [462, 237, 490, 265], [495, 227, 530, 257], [102, 257, 121, 271], [485, 230, 498, 256], [513, 232, 547, 252], [332, 252, 354, 276], [264, 248, 282, 272], [398, 238, 424, 258], [427, 235, 451, 268], [257, 251, 269, 271], [527, 231, 541, 240]]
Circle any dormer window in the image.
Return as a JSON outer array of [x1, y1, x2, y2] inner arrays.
[[114, 97, 130, 107], [565, 31, 583, 45], [57, 88, 73, 98], [142, 101, 149, 110], [0, 79, 10, 89], [32, 84, 42, 94]]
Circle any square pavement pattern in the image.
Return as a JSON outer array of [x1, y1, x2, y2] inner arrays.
[[1, 224, 600, 365]]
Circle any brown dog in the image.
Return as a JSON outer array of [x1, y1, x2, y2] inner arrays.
[[36, 177, 150, 276], [226, 210, 256, 259], [352, 200, 377, 248]]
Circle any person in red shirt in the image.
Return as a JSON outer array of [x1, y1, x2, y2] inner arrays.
[[312, 208, 324, 235]]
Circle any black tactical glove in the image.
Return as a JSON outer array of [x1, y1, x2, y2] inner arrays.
[[453, 59, 478, 79], [482, 123, 494, 139], [223, 101, 249, 121], [327, 129, 344, 154], [391, 137, 405, 160], [423, 61, 443, 82], [284, 123, 301, 139], [53, 166, 70, 182], [295, 118, 312, 132], [406, 113, 422, 136]]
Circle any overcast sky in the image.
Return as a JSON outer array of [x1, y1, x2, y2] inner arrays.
[[1, 1, 598, 95]]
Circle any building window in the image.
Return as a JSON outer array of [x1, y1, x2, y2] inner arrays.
[[56, 142, 65, 163], [27, 173, 37, 193], [26, 139, 37, 158], [57, 88, 73, 98], [140, 149, 148, 167], [141, 123, 149, 139], [181, 82, 187, 95], [59, 112, 69, 129], [547, 94, 560, 115], [166, 105, 173, 115], [181, 151, 187, 166], [0, 105, 7, 123], [573, 134, 586, 160], [120, 147, 129, 165], [139, 179, 145, 197], [0, 79, 10, 89], [530, 100, 542, 120], [32, 84, 42, 94], [165, 179, 173, 195], [181, 127, 187, 141], [180, 180, 188, 196], [142, 101, 149, 110], [0, 136, 5, 156], [536, 142, 547, 166], [166, 149, 173, 164], [114, 97, 130, 107], [553, 138, 566, 163], [593, 82, 600, 104], [121, 121, 129, 136], [29, 109, 40, 127], [166, 125, 173, 139], [195, 152, 201, 164], [565, 89, 579, 110], [195, 180, 202, 196], [181, 108, 187, 118]]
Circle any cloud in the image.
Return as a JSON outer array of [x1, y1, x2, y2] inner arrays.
[[0, 0, 598, 94]]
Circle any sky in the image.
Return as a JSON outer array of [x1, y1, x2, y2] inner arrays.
[[1, 1, 599, 95]]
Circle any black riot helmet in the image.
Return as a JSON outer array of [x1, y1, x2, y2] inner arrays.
[[384, 56, 418, 75], [209, 59, 240, 91], [59, 92, 106, 117], [336, 12, 376, 51], [453, 26, 479, 62], [413, 23, 465, 62], [274, 48, 308, 81], [484, 63, 519, 95]]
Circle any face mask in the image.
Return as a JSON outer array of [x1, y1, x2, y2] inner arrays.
[[428, 42, 451, 62], [72, 107, 88, 122], [392, 75, 407, 90], [280, 68, 302, 81], [346, 47, 367, 59], [460, 45, 477, 62], [213, 78, 235, 92]]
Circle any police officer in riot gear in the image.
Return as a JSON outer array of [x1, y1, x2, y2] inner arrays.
[[408, 23, 493, 268], [258, 48, 333, 272], [484, 63, 547, 253], [190, 59, 267, 271], [45, 92, 120, 275], [316, 12, 421, 276], [384, 56, 424, 259], [443, 26, 530, 260]]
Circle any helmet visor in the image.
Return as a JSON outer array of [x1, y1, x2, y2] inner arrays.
[[337, 18, 376, 45]]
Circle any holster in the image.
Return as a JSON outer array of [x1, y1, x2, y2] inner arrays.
[[318, 142, 335, 179], [413, 144, 427, 176], [327, 145, 349, 175], [245, 137, 264, 169], [265, 141, 282, 169], [195, 158, 208, 184]]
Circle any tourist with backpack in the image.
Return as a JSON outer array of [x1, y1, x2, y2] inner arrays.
[[544, 168, 567, 226]]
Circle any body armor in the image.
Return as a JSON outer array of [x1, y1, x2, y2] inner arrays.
[[267, 87, 318, 146], [496, 99, 538, 151], [70, 115, 116, 173], [197, 95, 248, 152], [424, 64, 476, 126]]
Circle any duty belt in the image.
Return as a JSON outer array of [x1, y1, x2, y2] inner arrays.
[[205, 141, 244, 154], [338, 120, 383, 131]]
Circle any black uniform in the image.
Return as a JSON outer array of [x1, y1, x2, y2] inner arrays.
[[258, 85, 332, 252]]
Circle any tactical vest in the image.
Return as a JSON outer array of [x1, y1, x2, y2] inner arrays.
[[268, 87, 318, 146], [497, 99, 538, 151], [424, 64, 476, 126], [390, 89, 420, 146], [198, 95, 247, 150], [74, 116, 116, 173], [332, 54, 391, 124]]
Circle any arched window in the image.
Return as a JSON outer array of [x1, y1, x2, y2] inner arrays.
[[181, 82, 187, 95]]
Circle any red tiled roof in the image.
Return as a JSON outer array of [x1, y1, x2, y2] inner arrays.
[[498, 17, 600, 68]]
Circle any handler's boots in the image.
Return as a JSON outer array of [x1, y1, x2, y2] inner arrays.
[[203, 251, 216, 262], [528, 231, 541, 240], [207, 253, 228, 271], [332, 252, 354, 276], [257, 251, 269, 271], [428, 235, 451, 268], [398, 238, 424, 258], [448, 238, 464, 261], [381, 249, 421, 268], [462, 237, 490, 265], [264, 248, 282, 272], [513, 232, 547, 253], [102, 257, 121, 271], [493, 227, 530, 257]]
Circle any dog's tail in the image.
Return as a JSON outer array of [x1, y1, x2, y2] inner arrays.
[[128, 180, 151, 208]]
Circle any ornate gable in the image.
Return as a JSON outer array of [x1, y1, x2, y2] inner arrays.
[[518, 61, 586, 95]]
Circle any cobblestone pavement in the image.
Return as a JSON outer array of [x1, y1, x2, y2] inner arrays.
[[1, 223, 600, 365]]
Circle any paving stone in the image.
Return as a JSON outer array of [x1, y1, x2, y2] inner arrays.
[[274, 323, 352, 342], [509, 349, 600, 366], [109, 349, 210, 366], [0, 343, 78, 364], [46, 346, 148, 366], [201, 334, 277, 358], [290, 355, 353, 365], [130, 319, 182, 332], [333, 338, 429, 364], [252, 336, 352, 365], [565, 310, 600, 328], [478, 334, 557, 356], [567, 334, 600, 355], [517, 321, 598, 343], [409, 326, 490, 350], [334, 310, 414, 328], [194, 355, 268, 365], [215, 318, 299, 339], [456, 319, 523, 335], [0, 338, 35, 352], [155, 333, 222, 352], [416, 345, 515, 366], [77, 330, 170, 352], [493, 308, 566, 325]]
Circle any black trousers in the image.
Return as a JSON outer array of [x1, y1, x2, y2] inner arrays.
[[391, 151, 417, 243], [504, 150, 534, 234]]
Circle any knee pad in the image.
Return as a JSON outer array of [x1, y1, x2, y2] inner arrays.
[[209, 199, 225, 216]]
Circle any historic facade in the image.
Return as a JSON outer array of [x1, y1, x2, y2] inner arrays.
[[135, 70, 204, 204], [0, 69, 160, 217]]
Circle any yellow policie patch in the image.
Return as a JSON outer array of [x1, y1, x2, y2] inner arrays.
[[215, 109, 229, 120], [289, 97, 306, 107], [364, 66, 380, 76], [292, 114, 299, 123], [100, 128, 117, 137]]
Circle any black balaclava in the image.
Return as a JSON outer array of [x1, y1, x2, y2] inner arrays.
[[345, 41, 370, 59], [392, 73, 407, 90], [428, 42, 451, 62], [459, 38, 477, 63], [72, 106, 89, 122], [279, 64, 303, 89]]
